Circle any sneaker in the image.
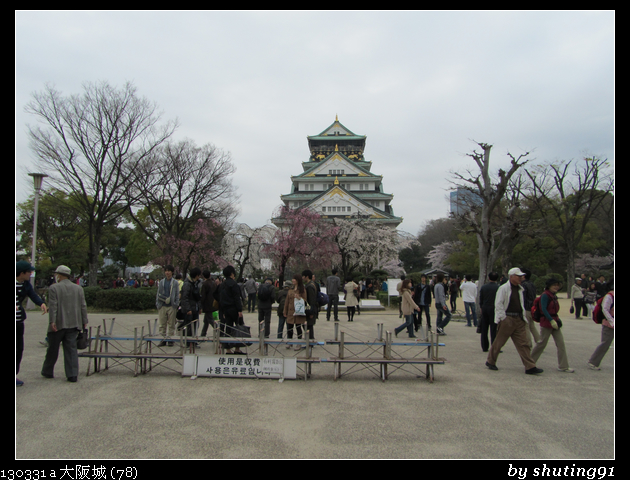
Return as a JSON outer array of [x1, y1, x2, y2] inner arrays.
[[558, 367, 575, 373], [587, 363, 601, 370], [525, 367, 544, 375], [485, 362, 498, 371], [16, 378, 24, 386]]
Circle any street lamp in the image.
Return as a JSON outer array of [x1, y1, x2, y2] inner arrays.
[[28, 173, 48, 280]]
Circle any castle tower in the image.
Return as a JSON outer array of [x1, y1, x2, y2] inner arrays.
[[273, 117, 402, 228]]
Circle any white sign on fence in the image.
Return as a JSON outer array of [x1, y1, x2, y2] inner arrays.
[[183, 355, 297, 380]]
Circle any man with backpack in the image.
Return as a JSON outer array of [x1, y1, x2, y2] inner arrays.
[[257, 278, 276, 338]]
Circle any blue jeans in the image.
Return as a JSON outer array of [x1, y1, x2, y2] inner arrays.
[[464, 302, 478, 326], [327, 294, 339, 321], [436, 303, 451, 330], [395, 314, 416, 337], [277, 315, 286, 339]]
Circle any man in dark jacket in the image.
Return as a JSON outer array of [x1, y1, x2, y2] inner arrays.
[[200, 270, 218, 336], [257, 277, 276, 338], [413, 274, 432, 336], [220, 265, 244, 354], [479, 272, 500, 352], [521, 268, 540, 346], [180, 268, 202, 345], [303, 270, 319, 339], [16, 261, 48, 386]]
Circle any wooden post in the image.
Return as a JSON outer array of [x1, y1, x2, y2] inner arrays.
[[213, 324, 220, 355], [259, 321, 266, 355]]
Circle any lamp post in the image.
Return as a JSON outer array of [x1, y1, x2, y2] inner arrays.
[[28, 173, 47, 281]]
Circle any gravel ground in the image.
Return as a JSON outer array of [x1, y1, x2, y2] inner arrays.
[[15, 299, 614, 460]]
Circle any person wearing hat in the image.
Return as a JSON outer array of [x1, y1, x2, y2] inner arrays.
[[485, 267, 543, 375], [531, 278, 574, 373], [41, 265, 88, 383], [16, 260, 48, 386]]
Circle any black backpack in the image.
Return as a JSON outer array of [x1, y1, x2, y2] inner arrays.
[[258, 283, 273, 302]]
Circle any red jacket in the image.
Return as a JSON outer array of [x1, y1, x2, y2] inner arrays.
[[539, 290, 560, 329]]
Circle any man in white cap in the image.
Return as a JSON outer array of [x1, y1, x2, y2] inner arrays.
[[41, 265, 88, 382], [485, 267, 543, 375]]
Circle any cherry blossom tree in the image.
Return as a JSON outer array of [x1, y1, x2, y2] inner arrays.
[[153, 218, 227, 275], [265, 206, 339, 284], [426, 241, 465, 271], [330, 215, 412, 279], [221, 223, 277, 280]]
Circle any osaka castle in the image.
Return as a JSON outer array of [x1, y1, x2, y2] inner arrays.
[[272, 117, 402, 228]]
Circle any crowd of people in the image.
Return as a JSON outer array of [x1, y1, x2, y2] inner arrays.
[[17, 259, 614, 385], [417, 268, 615, 376]]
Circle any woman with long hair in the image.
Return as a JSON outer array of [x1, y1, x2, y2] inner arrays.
[[283, 274, 308, 350], [395, 279, 420, 338], [344, 278, 359, 322]]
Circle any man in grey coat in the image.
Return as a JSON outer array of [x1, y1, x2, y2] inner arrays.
[[325, 269, 341, 322], [41, 265, 88, 383]]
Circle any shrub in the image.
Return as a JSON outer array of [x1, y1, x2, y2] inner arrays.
[[534, 274, 566, 294], [84, 287, 158, 311]]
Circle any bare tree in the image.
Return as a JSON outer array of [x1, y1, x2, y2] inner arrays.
[[524, 156, 613, 294], [450, 142, 532, 294], [25, 81, 177, 285], [126, 138, 239, 253]]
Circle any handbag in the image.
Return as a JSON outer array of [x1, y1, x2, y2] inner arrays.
[[76, 328, 88, 350], [227, 322, 252, 347], [294, 296, 308, 316]]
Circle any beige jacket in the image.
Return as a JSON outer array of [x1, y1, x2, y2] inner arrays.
[[400, 288, 419, 316]]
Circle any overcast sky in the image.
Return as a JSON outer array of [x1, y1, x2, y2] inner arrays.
[[15, 10, 615, 237]]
